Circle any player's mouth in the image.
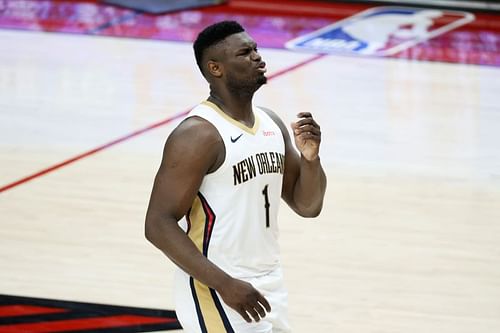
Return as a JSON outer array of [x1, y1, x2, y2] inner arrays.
[[257, 61, 267, 73]]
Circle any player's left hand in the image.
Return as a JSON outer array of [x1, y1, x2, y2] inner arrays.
[[291, 112, 321, 161]]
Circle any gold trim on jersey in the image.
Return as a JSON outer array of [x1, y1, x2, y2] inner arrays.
[[187, 194, 234, 332], [187, 196, 205, 253], [202, 100, 260, 135], [192, 279, 230, 332]]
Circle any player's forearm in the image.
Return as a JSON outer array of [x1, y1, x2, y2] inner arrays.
[[145, 216, 232, 291], [292, 156, 327, 217]]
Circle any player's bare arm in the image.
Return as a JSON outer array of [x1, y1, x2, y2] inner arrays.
[[262, 108, 327, 217], [144, 117, 271, 323]]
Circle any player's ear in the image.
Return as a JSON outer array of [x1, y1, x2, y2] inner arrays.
[[207, 60, 223, 78]]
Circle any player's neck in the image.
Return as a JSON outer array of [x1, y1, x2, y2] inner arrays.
[[208, 91, 254, 125]]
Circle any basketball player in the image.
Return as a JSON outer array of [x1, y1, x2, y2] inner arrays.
[[145, 21, 327, 333]]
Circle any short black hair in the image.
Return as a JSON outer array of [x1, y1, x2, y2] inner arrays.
[[193, 20, 245, 75]]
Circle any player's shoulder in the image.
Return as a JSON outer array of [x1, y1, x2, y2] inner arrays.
[[256, 105, 276, 117], [161, 115, 224, 171], [256, 106, 287, 133], [170, 115, 221, 146]]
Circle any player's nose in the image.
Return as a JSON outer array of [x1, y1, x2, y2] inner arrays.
[[251, 50, 262, 62]]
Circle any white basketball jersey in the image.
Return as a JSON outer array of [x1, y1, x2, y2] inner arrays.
[[181, 100, 285, 278]]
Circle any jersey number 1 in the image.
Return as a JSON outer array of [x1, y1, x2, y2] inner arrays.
[[262, 185, 270, 228]]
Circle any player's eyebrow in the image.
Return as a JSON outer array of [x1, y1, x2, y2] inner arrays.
[[236, 41, 257, 52]]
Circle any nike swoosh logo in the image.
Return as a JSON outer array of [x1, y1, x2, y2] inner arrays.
[[231, 134, 243, 143]]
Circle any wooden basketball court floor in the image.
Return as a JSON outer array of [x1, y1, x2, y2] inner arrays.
[[1, 26, 500, 332]]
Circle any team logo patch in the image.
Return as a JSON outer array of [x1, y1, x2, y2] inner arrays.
[[285, 6, 474, 56], [0, 294, 181, 332]]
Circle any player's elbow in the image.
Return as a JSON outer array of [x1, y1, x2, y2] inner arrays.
[[295, 202, 323, 218], [144, 211, 179, 248], [144, 219, 155, 243], [301, 208, 322, 218], [144, 214, 161, 245], [307, 207, 322, 218]]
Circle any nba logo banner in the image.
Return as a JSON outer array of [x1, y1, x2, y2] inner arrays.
[[285, 7, 474, 56]]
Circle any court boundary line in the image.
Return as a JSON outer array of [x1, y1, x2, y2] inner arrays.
[[0, 54, 325, 193]]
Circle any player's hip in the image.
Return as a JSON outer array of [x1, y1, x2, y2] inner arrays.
[[174, 267, 291, 333]]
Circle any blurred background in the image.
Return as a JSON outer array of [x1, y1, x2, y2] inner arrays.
[[1, 1, 499, 332]]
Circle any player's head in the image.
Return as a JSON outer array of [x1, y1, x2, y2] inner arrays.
[[194, 20, 245, 75], [193, 20, 267, 93]]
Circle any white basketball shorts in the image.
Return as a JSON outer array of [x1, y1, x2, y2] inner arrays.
[[174, 267, 291, 333]]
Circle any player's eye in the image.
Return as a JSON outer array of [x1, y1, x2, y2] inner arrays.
[[238, 48, 251, 55]]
